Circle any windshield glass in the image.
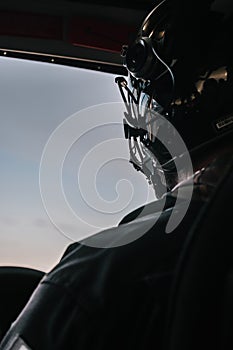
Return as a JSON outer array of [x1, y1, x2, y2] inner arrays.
[[0, 57, 155, 271]]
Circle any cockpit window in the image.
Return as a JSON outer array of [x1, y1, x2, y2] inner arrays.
[[0, 57, 155, 271]]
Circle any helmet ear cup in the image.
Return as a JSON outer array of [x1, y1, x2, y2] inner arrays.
[[123, 0, 170, 81], [124, 37, 159, 80]]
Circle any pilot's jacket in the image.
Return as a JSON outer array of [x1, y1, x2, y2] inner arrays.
[[0, 154, 231, 350]]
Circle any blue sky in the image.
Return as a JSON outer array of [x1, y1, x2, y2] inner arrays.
[[0, 57, 155, 271]]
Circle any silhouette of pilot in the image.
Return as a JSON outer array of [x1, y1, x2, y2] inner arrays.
[[0, 0, 233, 349]]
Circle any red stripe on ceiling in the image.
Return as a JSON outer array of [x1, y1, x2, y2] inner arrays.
[[0, 12, 63, 40], [69, 17, 134, 53]]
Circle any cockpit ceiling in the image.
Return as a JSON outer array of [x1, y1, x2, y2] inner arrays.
[[0, 0, 156, 73]]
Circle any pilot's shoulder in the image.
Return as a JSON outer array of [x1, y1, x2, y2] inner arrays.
[[118, 196, 176, 225]]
